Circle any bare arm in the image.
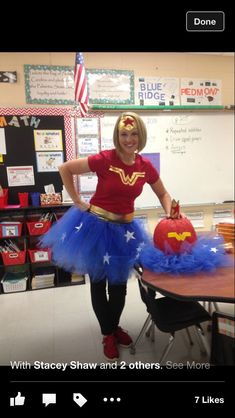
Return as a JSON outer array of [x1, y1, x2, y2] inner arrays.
[[58, 158, 91, 210], [150, 178, 172, 217]]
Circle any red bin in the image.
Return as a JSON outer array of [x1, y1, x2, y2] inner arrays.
[[27, 221, 51, 236], [2, 250, 26, 265]]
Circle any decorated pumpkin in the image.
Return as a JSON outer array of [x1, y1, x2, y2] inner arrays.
[[154, 200, 197, 254]]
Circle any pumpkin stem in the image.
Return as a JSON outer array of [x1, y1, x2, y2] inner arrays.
[[170, 199, 180, 218]]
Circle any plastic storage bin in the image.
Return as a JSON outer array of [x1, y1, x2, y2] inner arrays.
[[31, 270, 55, 289], [28, 248, 51, 263], [0, 188, 8, 208], [1, 272, 28, 293], [27, 220, 51, 235], [18, 192, 29, 207], [30, 192, 40, 207], [2, 250, 26, 265], [0, 222, 23, 238]]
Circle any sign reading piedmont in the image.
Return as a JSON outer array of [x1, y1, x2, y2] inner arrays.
[[180, 78, 221, 105]]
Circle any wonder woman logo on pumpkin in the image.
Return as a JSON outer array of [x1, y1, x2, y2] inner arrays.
[[109, 165, 145, 186], [167, 231, 192, 241]]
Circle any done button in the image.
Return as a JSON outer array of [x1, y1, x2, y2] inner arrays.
[[186, 11, 225, 32]]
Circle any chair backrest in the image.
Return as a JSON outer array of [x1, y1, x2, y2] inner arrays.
[[136, 274, 211, 333], [210, 311, 235, 365], [134, 265, 152, 313]]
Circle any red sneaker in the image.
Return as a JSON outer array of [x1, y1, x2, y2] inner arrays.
[[102, 335, 119, 361], [114, 326, 133, 348]]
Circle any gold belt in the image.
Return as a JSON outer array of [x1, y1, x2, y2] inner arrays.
[[89, 205, 134, 223]]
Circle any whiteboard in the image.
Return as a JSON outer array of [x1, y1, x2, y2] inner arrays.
[[101, 112, 234, 208]]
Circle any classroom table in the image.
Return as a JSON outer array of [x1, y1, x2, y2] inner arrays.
[[141, 266, 235, 304]]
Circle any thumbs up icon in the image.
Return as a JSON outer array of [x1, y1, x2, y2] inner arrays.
[[10, 392, 25, 406]]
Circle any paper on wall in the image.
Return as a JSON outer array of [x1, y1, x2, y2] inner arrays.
[[44, 184, 55, 193], [0, 128, 7, 154]]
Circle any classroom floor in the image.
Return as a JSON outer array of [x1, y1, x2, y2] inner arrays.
[[0, 274, 233, 366]]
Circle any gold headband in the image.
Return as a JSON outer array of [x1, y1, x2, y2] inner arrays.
[[118, 115, 137, 131]]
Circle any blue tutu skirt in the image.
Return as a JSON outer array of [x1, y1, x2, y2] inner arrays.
[[139, 235, 233, 275], [39, 206, 150, 284]]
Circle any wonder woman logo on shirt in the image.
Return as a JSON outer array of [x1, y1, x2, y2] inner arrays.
[[109, 165, 145, 186]]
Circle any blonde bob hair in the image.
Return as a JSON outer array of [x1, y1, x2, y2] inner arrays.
[[113, 112, 147, 153]]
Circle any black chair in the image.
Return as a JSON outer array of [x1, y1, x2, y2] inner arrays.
[[131, 266, 211, 364], [210, 311, 235, 365]]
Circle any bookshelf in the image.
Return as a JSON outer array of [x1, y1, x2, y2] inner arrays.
[[0, 205, 86, 294]]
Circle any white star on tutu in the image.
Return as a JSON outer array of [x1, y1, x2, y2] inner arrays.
[[61, 232, 66, 242], [124, 230, 136, 242], [75, 222, 83, 232], [210, 247, 218, 253], [103, 253, 111, 264], [136, 241, 145, 253], [135, 242, 145, 259]]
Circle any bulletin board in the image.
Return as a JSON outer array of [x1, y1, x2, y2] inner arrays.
[[0, 108, 75, 205]]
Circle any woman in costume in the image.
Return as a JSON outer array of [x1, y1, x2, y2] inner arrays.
[[40, 112, 174, 361]]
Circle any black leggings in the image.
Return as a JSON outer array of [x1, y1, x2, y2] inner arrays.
[[90, 280, 127, 335]]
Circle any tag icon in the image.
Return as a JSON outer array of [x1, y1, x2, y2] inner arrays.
[[73, 393, 87, 407]]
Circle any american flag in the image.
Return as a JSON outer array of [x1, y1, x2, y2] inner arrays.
[[74, 52, 89, 117]]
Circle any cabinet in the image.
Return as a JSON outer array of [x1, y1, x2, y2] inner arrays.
[[0, 205, 86, 294]]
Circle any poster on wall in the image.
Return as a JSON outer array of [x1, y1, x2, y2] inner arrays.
[[79, 174, 98, 192], [100, 115, 117, 150], [0, 128, 7, 154], [76, 117, 100, 156], [135, 77, 180, 106], [76, 118, 99, 135], [77, 137, 99, 154], [87, 69, 134, 104], [34, 130, 63, 151], [180, 78, 222, 105], [24, 65, 74, 104], [36, 152, 64, 172], [7, 166, 35, 186]]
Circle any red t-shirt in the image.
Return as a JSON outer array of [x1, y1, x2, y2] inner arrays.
[[88, 149, 159, 214]]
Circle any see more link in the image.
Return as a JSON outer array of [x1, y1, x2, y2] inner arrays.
[[165, 361, 210, 369]]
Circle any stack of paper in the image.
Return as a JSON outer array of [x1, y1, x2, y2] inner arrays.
[[71, 273, 85, 284], [31, 273, 55, 289]]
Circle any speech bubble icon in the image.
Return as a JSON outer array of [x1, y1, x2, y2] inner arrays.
[[73, 393, 87, 407], [42, 393, 56, 407]]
